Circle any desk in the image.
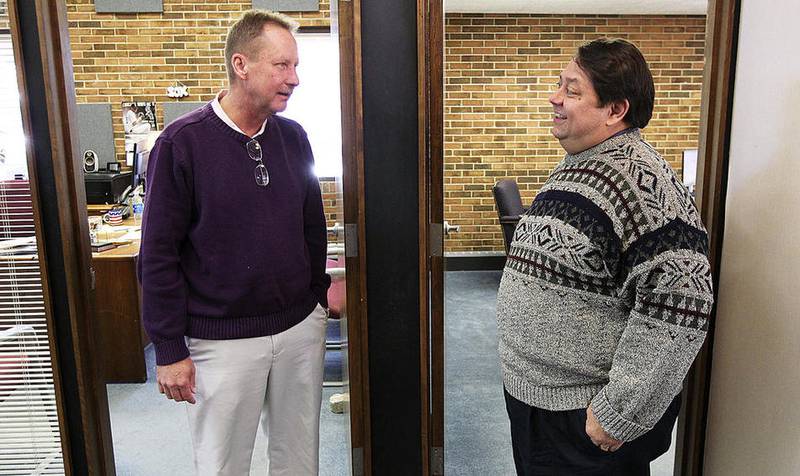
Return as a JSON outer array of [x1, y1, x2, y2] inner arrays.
[[91, 225, 147, 383], [86, 204, 116, 216]]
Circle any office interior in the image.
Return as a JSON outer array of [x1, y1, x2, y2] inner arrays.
[[0, 0, 798, 475]]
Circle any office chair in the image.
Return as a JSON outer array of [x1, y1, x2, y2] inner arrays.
[[492, 179, 526, 254]]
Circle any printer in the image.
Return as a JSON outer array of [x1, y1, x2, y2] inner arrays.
[[84, 171, 133, 205]]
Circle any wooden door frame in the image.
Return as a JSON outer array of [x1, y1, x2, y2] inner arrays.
[[418, 0, 445, 475], [359, 1, 425, 472], [675, 0, 740, 474], [8, 0, 115, 473], [7, 0, 374, 473], [336, 0, 372, 474], [420, 1, 741, 476]]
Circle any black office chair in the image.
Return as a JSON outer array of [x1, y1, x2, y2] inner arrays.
[[492, 179, 526, 254]]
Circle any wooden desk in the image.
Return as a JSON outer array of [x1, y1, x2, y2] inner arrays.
[[91, 226, 148, 383], [86, 204, 115, 216]]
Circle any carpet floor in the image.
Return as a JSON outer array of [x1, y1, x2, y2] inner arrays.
[[107, 342, 349, 475], [444, 270, 676, 476], [106, 270, 674, 475]]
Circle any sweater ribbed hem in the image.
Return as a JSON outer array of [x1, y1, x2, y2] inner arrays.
[[153, 338, 191, 366], [590, 387, 649, 442], [311, 282, 330, 309], [186, 292, 319, 342], [502, 372, 605, 411]]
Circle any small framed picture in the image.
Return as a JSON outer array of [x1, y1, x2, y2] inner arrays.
[[122, 101, 158, 134]]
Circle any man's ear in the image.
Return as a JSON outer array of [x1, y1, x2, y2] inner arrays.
[[606, 99, 630, 127], [230, 53, 248, 81]]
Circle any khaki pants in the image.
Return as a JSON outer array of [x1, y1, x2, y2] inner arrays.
[[186, 304, 328, 476]]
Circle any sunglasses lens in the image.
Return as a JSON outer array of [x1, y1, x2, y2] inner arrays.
[[247, 140, 262, 161], [254, 163, 269, 186]]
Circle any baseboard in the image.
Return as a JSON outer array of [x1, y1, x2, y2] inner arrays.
[[444, 252, 506, 271]]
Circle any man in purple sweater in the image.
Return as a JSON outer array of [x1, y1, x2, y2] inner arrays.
[[138, 10, 331, 475]]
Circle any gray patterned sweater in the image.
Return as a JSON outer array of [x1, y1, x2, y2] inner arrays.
[[496, 129, 713, 442]]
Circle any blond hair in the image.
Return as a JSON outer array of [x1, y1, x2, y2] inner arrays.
[[224, 10, 299, 83]]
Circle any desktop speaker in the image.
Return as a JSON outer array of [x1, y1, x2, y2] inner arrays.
[[83, 150, 98, 173]]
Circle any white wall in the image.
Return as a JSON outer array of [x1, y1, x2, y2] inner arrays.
[[703, 0, 800, 474]]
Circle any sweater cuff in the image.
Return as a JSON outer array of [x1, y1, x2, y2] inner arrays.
[[153, 337, 190, 366], [590, 387, 649, 442]]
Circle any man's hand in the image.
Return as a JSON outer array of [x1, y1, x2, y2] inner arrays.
[[156, 357, 196, 404], [586, 404, 623, 452]]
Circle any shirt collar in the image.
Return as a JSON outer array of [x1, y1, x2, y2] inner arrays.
[[610, 126, 637, 139], [211, 90, 268, 139]]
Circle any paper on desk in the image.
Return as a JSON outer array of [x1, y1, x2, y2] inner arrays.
[[116, 231, 141, 241], [97, 224, 141, 241]]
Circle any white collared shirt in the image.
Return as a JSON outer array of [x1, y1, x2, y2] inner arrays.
[[211, 90, 268, 139]]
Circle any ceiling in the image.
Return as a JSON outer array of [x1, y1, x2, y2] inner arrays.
[[445, 0, 708, 15]]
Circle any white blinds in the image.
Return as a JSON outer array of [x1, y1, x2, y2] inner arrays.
[[0, 32, 66, 475]]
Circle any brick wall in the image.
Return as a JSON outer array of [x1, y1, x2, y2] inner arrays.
[[320, 177, 341, 228], [57, 7, 705, 245], [66, 0, 329, 162], [64, 0, 341, 226], [444, 14, 706, 253]]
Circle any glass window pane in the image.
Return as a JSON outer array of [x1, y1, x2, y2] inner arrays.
[[0, 30, 66, 474], [280, 32, 342, 178]]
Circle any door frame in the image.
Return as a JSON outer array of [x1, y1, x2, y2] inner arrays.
[[336, 0, 372, 474], [11, 0, 373, 473], [418, 0, 445, 475], [675, 0, 740, 474], [8, 0, 115, 472], [420, 1, 741, 475]]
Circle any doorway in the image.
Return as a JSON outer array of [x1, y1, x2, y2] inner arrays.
[[433, 2, 716, 475], [23, 1, 366, 474]]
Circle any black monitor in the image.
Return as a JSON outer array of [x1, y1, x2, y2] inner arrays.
[[128, 141, 150, 192]]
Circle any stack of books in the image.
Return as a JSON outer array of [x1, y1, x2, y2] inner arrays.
[[91, 241, 117, 253]]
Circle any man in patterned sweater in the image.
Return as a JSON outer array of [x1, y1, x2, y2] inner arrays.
[[496, 38, 713, 475]]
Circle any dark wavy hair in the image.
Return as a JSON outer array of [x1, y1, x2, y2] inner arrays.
[[575, 38, 655, 129]]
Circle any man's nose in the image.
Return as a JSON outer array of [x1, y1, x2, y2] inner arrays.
[[549, 89, 562, 106], [288, 67, 300, 87]]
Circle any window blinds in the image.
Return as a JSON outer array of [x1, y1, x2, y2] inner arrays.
[[0, 33, 65, 475]]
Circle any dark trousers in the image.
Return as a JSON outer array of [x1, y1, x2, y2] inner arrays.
[[504, 389, 681, 476]]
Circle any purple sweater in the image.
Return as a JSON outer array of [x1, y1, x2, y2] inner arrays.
[[138, 103, 330, 365]]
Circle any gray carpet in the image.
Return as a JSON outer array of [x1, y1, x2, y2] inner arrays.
[[444, 270, 676, 476], [445, 271, 517, 475], [106, 271, 674, 475], [106, 344, 349, 475]]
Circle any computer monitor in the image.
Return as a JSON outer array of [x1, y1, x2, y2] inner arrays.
[[125, 132, 154, 192], [131, 145, 149, 191]]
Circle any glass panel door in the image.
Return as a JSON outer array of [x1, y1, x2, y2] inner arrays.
[[0, 27, 66, 474], [283, 29, 352, 475]]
